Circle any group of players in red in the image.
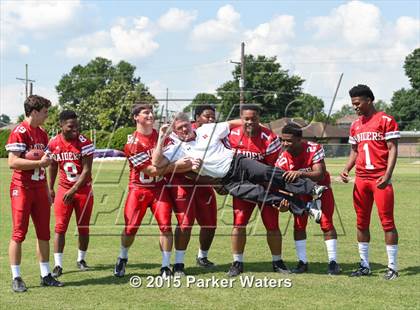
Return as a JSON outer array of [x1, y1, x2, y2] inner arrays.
[[5, 84, 400, 293]]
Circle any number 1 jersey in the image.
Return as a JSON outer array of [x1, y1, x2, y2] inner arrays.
[[349, 111, 400, 179], [48, 134, 94, 189]]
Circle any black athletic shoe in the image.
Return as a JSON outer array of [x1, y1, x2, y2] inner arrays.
[[12, 277, 27, 293], [327, 261, 341, 275], [77, 260, 89, 271], [40, 274, 64, 287], [173, 263, 185, 276], [52, 265, 63, 278], [160, 266, 173, 278], [196, 257, 215, 268], [291, 260, 308, 274], [311, 185, 327, 200], [273, 260, 291, 274], [350, 264, 372, 277], [114, 257, 127, 278], [383, 268, 399, 280], [227, 261, 244, 277]]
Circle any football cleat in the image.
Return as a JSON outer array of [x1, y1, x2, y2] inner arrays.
[[327, 261, 341, 275], [383, 268, 399, 280], [227, 261, 244, 277], [172, 263, 185, 276], [114, 257, 127, 278], [40, 274, 64, 287], [52, 265, 63, 278], [272, 260, 291, 274], [196, 257, 215, 268], [291, 260, 308, 274], [12, 277, 27, 293], [311, 185, 327, 200], [350, 264, 372, 277], [160, 266, 173, 278], [77, 260, 89, 271], [307, 200, 322, 224]]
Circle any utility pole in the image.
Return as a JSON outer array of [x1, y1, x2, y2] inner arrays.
[[230, 42, 245, 107], [165, 88, 169, 122], [16, 64, 35, 98]]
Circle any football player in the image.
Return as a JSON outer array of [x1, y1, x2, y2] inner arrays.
[[48, 110, 95, 277], [226, 104, 288, 277], [5, 95, 63, 292], [277, 123, 340, 275], [341, 85, 400, 280]]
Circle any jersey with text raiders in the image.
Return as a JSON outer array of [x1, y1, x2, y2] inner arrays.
[[48, 134, 94, 189], [228, 125, 281, 165], [275, 141, 331, 187], [349, 111, 400, 178], [124, 129, 164, 187], [5, 121, 49, 187]]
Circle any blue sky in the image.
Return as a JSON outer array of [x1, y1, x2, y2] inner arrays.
[[1, 0, 419, 120]]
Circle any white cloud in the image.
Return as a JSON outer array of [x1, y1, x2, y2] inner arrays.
[[158, 8, 197, 31], [190, 4, 240, 49], [18, 45, 30, 55], [64, 18, 159, 61], [306, 0, 381, 46], [1, 0, 82, 53], [395, 16, 420, 42]]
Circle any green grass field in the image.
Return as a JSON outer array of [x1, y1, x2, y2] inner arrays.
[[1, 158, 419, 309]]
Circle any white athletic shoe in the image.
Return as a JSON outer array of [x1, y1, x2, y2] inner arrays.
[[307, 200, 322, 223]]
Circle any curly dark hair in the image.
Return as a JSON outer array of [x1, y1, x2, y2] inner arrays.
[[349, 84, 375, 101], [24, 95, 52, 116]]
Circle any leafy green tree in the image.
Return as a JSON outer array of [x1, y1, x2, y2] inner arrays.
[[216, 55, 304, 121], [183, 93, 219, 113], [403, 48, 420, 90], [0, 114, 11, 125], [288, 93, 325, 123]]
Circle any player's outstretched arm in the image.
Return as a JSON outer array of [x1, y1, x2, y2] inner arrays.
[[340, 145, 358, 183], [377, 139, 398, 189], [8, 151, 51, 170]]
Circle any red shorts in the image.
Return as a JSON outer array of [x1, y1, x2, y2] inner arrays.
[[10, 183, 51, 242], [169, 185, 217, 231], [353, 177, 395, 231], [233, 197, 279, 231], [124, 186, 172, 235], [54, 185, 94, 235], [294, 188, 335, 233]]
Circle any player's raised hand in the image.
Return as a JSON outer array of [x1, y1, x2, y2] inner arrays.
[[340, 170, 350, 183], [38, 154, 52, 168], [159, 123, 171, 137]]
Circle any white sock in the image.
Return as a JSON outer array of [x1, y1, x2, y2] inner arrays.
[[233, 253, 244, 263], [11, 265, 21, 279], [325, 239, 337, 263], [77, 250, 86, 262], [198, 249, 208, 259], [175, 250, 185, 264], [386, 245, 398, 271], [119, 246, 129, 259], [54, 253, 63, 267], [39, 262, 50, 278], [272, 255, 281, 262], [162, 251, 171, 267], [295, 240, 307, 263], [358, 242, 370, 268]]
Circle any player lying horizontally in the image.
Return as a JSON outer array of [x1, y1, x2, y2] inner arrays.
[[152, 112, 325, 218]]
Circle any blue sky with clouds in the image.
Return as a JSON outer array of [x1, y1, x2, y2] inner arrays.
[[1, 0, 419, 120]]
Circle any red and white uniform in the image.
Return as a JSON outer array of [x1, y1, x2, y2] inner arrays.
[[5, 121, 50, 242], [228, 126, 281, 230], [276, 141, 335, 232], [48, 134, 94, 235], [124, 129, 172, 235], [165, 121, 217, 231], [349, 112, 400, 231]]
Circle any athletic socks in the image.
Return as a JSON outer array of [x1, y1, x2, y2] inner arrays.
[[54, 253, 63, 267], [233, 253, 244, 263], [119, 246, 129, 259], [295, 240, 308, 263], [325, 239, 338, 262], [272, 255, 281, 261], [358, 242, 370, 268], [386, 244, 398, 271], [161, 251, 171, 267], [175, 250, 185, 264], [11, 265, 21, 280], [77, 250, 86, 262], [39, 262, 51, 278], [198, 249, 208, 259]]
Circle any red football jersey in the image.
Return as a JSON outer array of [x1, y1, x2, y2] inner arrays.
[[125, 129, 164, 187], [48, 134, 94, 189], [349, 111, 400, 178], [275, 141, 331, 187], [228, 125, 281, 165], [5, 121, 49, 187]]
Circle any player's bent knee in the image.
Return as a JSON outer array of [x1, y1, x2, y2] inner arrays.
[[159, 225, 172, 233], [125, 227, 139, 236]]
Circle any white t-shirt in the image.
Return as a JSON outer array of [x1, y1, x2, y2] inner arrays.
[[163, 122, 234, 178]]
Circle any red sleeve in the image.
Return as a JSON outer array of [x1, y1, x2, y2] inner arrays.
[[5, 126, 28, 153], [348, 122, 357, 145], [383, 115, 400, 141], [311, 144, 325, 164], [264, 134, 281, 165], [79, 135, 95, 157]]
